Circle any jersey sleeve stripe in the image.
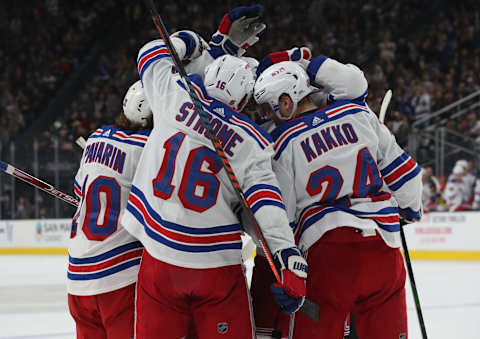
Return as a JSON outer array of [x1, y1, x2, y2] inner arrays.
[[245, 184, 282, 198], [380, 152, 410, 177], [73, 180, 81, 199], [306, 56, 328, 79], [137, 46, 170, 81], [383, 157, 417, 185], [245, 185, 285, 213], [388, 165, 421, 191], [230, 116, 270, 149]]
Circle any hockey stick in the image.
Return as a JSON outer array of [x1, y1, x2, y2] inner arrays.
[[400, 219, 428, 339], [0, 160, 79, 207], [144, 0, 319, 322], [379, 89, 392, 123], [75, 136, 87, 149], [379, 94, 428, 338]]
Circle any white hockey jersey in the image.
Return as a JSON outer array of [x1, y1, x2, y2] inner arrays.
[[473, 177, 480, 210], [272, 100, 423, 250], [121, 39, 295, 269], [443, 176, 467, 211], [68, 125, 150, 296]]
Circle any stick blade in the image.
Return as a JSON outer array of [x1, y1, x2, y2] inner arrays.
[[300, 298, 320, 322], [379, 89, 392, 123], [75, 137, 87, 149]]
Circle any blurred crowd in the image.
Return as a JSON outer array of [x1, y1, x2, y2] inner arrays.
[[0, 0, 117, 145], [422, 159, 480, 213], [2, 0, 480, 218]]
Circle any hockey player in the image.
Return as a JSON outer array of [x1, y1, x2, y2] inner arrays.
[[121, 8, 308, 339], [67, 80, 152, 339], [443, 163, 469, 211], [253, 56, 423, 338]]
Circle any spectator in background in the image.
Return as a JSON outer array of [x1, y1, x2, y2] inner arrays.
[[0, 193, 13, 219], [411, 84, 431, 124], [391, 111, 410, 148], [422, 167, 440, 213], [378, 31, 396, 66], [16, 196, 33, 219], [456, 159, 476, 205], [473, 175, 480, 210]]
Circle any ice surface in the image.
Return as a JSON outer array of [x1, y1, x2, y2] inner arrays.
[[0, 255, 479, 338]]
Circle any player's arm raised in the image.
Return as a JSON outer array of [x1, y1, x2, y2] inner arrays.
[[137, 31, 205, 118], [186, 5, 266, 78], [305, 55, 368, 103]]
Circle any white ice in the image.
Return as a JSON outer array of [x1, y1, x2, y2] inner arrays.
[[0, 255, 479, 339]]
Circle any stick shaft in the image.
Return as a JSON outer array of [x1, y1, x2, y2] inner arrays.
[[400, 224, 428, 338], [0, 160, 79, 207]]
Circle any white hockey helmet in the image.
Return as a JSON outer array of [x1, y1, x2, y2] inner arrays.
[[122, 80, 151, 127], [254, 61, 314, 120], [204, 55, 255, 112], [241, 56, 259, 79]]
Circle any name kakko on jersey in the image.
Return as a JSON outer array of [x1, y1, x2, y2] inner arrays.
[[176, 101, 245, 156], [83, 141, 127, 174], [300, 122, 359, 162]]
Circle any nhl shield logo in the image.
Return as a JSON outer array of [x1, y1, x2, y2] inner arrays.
[[399, 334, 406, 339], [217, 322, 228, 334]]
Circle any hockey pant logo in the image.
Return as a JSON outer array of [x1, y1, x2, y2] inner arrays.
[[217, 322, 229, 334]]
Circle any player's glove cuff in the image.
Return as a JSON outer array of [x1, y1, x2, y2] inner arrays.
[[256, 47, 312, 77], [171, 30, 206, 61], [271, 283, 305, 314]]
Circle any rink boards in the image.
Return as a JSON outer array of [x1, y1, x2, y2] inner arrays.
[[0, 212, 480, 260]]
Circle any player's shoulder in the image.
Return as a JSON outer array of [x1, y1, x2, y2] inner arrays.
[[272, 100, 369, 140], [271, 99, 370, 159], [88, 125, 151, 148]]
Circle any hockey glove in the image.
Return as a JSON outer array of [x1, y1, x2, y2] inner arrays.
[[171, 30, 207, 61], [270, 247, 307, 314], [256, 47, 312, 77], [210, 5, 266, 57], [399, 207, 422, 224]]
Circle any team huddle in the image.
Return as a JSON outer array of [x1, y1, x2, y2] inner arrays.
[[66, 5, 422, 339]]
